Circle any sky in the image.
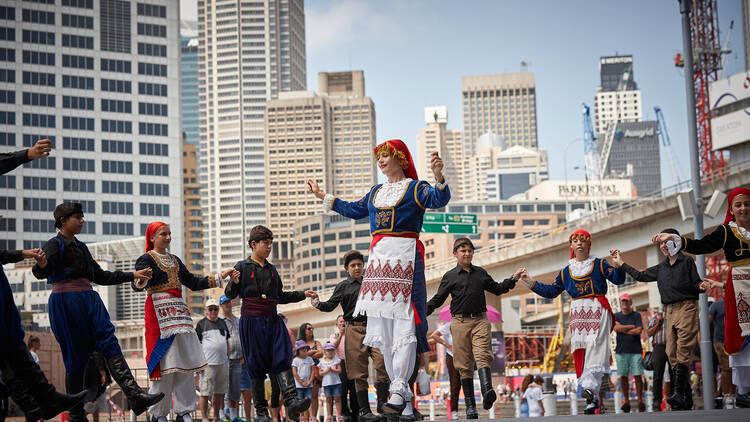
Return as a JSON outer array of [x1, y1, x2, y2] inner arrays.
[[181, 0, 746, 188]]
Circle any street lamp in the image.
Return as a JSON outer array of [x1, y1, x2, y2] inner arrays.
[[563, 138, 584, 222]]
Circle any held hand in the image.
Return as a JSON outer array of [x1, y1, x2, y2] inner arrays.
[[512, 267, 526, 281], [27, 139, 52, 160], [22, 249, 43, 260], [35, 251, 47, 268], [699, 278, 723, 291], [229, 269, 240, 284], [305, 290, 318, 299], [520, 269, 534, 288], [608, 250, 623, 268], [133, 268, 152, 288], [306, 179, 325, 200], [430, 151, 445, 183], [651, 233, 672, 244]]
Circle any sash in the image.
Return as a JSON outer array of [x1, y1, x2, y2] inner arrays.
[[152, 291, 194, 338], [725, 263, 750, 354]]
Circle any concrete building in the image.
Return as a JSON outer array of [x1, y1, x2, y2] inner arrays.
[[599, 121, 660, 195], [743, 0, 750, 71], [461, 73, 538, 155], [180, 36, 199, 146], [0, 0, 183, 255], [264, 71, 376, 289], [710, 70, 750, 164], [292, 213, 371, 291], [593, 55, 643, 136], [416, 106, 463, 196], [199, 0, 306, 272], [182, 141, 207, 315]]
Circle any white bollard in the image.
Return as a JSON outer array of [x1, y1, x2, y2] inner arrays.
[[614, 390, 623, 414], [569, 391, 578, 415], [322, 399, 327, 422], [514, 394, 521, 418], [489, 403, 495, 419], [645, 391, 653, 412], [429, 399, 435, 421]]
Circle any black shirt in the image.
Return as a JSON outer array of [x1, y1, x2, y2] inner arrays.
[[0, 149, 30, 176], [0, 250, 23, 265], [225, 257, 305, 304], [621, 253, 702, 305], [426, 264, 516, 316], [314, 276, 366, 323], [32, 233, 133, 285], [614, 311, 643, 354]]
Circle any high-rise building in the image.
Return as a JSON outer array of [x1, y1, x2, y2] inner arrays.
[[416, 106, 463, 197], [264, 71, 376, 289], [744, 0, 750, 71], [599, 121, 661, 195], [199, 0, 306, 272], [182, 140, 207, 314], [0, 0, 183, 256], [593, 55, 643, 135], [461, 73, 538, 156], [180, 36, 199, 146]]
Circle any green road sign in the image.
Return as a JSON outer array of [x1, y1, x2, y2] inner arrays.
[[421, 222, 478, 234], [424, 212, 477, 224]]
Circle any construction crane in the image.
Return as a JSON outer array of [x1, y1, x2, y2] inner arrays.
[[654, 106, 685, 186]]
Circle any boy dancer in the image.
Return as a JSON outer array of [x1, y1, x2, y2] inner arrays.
[[520, 230, 625, 414], [224, 226, 316, 421], [32, 203, 161, 421], [426, 238, 518, 419]]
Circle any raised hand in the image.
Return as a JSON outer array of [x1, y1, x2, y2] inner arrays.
[[430, 151, 445, 183], [306, 179, 325, 200], [27, 139, 52, 160], [609, 249, 623, 268]]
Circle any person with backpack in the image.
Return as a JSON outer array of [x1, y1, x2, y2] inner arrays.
[[31, 203, 160, 421]]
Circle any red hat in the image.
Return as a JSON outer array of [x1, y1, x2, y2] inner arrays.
[[724, 187, 750, 224], [145, 221, 168, 253], [568, 229, 591, 258], [620, 293, 632, 302], [373, 139, 419, 181]]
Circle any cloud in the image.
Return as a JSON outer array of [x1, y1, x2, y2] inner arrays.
[[306, 0, 401, 54]]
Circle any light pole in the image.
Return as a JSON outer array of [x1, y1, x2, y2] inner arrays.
[[678, 0, 714, 409], [563, 138, 584, 222]]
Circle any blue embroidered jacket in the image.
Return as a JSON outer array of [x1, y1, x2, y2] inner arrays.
[[530, 258, 626, 299], [329, 180, 451, 234]]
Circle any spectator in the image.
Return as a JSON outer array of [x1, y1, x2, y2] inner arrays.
[[709, 295, 735, 401], [523, 376, 544, 417], [431, 322, 460, 419], [292, 340, 315, 422], [329, 315, 356, 422], [220, 295, 246, 422], [647, 306, 670, 411], [317, 343, 342, 422], [27, 337, 40, 365], [613, 293, 644, 413], [196, 299, 232, 422], [298, 323, 323, 420]]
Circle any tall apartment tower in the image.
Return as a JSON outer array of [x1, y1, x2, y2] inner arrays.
[[199, 0, 306, 272], [593, 55, 642, 135], [0, 0, 183, 256], [182, 140, 205, 315], [180, 36, 199, 146], [461, 73, 538, 156], [416, 106, 463, 198], [264, 71, 376, 289]]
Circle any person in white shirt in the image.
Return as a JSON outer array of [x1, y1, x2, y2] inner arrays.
[[292, 341, 315, 422], [522, 376, 544, 417], [431, 322, 461, 419], [317, 343, 342, 422], [27, 336, 41, 364], [196, 299, 231, 422]]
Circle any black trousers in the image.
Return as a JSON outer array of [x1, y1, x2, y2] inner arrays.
[[339, 359, 358, 415], [652, 344, 670, 405]]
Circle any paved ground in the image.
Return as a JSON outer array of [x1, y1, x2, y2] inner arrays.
[[479, 408, 750, 421]]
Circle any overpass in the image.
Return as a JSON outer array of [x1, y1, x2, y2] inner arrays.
[[280, 158, 750, 332]]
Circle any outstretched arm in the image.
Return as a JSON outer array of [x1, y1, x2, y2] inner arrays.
[[525, 269, 566, 299]]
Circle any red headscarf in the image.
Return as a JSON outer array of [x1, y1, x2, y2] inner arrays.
[[724, 187, 750, 224], [569, 229, 591, 258], [373, 139, 419, 181], [145, 222, 167, 253]]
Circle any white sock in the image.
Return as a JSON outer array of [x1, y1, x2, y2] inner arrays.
[[229, 408, 238, 420], [401, 402, 413, 416], [181, 415, 193, 422], [388, 393, 404, 406]]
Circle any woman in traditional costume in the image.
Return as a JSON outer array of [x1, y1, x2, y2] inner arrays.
[[653, 187, 750, 408], [134, 222, 239, 422], [520, 230, 626, 414], [307, 139, 450, 418]]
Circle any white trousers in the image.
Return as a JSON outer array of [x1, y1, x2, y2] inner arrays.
[[363, 315, 416, 399], [731, 345, 750, 395], [148, 371, 198, 417]]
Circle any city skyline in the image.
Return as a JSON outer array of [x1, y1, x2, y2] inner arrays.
[[183, 0, 745, 189]]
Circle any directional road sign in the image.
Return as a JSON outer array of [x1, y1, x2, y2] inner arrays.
[[422, 212, 478, 234]]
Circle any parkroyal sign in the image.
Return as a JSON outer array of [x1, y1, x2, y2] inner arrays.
[[525, 179, 634, 201]]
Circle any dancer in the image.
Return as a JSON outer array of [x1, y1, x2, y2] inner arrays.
[[134, 222, 237, 422], [308, 140, 450, 419], [520, 229, 625, 414], [31, 203, 161, 421], [610, 228, 702, 411], [311, 250, 390, 422], [224, 225, 316, 422], [426, 238, 518, 418], [0, 139, 88, 422], [652, 187, 750, 408]]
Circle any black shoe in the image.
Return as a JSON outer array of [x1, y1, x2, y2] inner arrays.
[[375, 382, 389, 415], [277, 370, 310, 421], [621, 402, 630, 413], [583, 400, 599, 415], [460, 379, 477, 420], [736, 392, 750, 408], [356, 390, 379, 422], [581, 388, 593, 404], [477, 367, 496, 410], [398, 414, 415, 422], [105, 354, 164, 415], [411, 409, 423, 421], [1, 372, 43, 422], [381, 393, 407, 416]]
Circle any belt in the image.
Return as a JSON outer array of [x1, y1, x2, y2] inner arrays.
[[453, 312, 485, 319], [348, 321, 366, 327], [51, 278, 92, 293]]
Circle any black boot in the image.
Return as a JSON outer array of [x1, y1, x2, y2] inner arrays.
[[251, 379, 272, 422], [356, 390, 379, 422], [3, 341, 88, 420], [2, 373, 42, 422], [477, 367, 496, 410], [375, 382, 389, 415], [683, 367, 693, 410], [105, 354, 164, 415], [277, 369, 311, 421], [667, 363, 688, 411], [65, 373, 87, 422], [736, 392, 750, 408], [460, 379, 477, 419]]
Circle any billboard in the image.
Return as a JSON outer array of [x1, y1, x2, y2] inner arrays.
[[524, 179, 634, 201], [710, 71, 750, 150], [490, 331, 506, 376]]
